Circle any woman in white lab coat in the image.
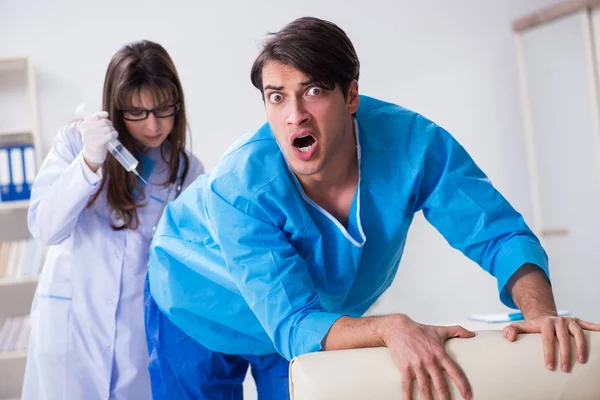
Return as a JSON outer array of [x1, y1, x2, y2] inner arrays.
[[21, 40, 204, 399]]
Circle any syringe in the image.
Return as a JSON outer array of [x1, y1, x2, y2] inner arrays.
[[76, 104, 147, 184]]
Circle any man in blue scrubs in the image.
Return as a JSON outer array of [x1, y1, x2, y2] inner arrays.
[[145, 17, 600, 400]]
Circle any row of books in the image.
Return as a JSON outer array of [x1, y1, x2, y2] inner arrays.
[[0, 144, 36, 202], [0, 314, 30, 353], [0, 238, 45, 280]]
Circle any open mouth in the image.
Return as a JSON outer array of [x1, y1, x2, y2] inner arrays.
[[293, 135, 316, 153]]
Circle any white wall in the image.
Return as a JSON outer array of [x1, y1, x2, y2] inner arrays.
[[0, 0, 561, 397]]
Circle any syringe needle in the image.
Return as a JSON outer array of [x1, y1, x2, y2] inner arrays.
[[132, 170, 148, 185]]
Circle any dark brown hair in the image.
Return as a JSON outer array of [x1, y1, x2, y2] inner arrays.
[[250, 17, 360, 98], [87, 40, 188, 230]]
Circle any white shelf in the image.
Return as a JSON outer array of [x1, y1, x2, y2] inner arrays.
[[0, 129, 32, 137], [0, 56, 27, 66], [0, 350, 27, 362], [0, 201, 29, 212], [0, 350, 26, 398], [0, 279, 38, 320], [0, 276, 39, 287]]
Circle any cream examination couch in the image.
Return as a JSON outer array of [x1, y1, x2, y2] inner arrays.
[[289, 322, 600, 399]]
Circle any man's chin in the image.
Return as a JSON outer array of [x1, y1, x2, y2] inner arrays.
[[289, 162, 322, 178]]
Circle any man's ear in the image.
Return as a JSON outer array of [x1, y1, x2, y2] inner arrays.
[[347, 80, 359, 114]]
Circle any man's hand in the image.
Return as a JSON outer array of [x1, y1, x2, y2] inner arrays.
[[505, 263, 600, 373], [322, 314, 475, 399], [383, 315, 475, 400], [504, 316, 600, 372]]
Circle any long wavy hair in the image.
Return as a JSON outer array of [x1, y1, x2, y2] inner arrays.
[[87, 40, 188, 230]]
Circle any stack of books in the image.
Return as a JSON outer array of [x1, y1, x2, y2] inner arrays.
[[0, 315, 30, 354], [0, 238, 45, 280]]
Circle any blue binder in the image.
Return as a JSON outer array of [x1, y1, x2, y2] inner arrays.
[[0, 147, 11, 202], [11, 146, 26, 200], [0, 145, 37, 202], [22, 145, 36, 199]]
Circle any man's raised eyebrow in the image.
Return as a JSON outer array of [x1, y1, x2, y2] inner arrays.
[[263, 80, 314, 92], [263, 85, 283, 91]]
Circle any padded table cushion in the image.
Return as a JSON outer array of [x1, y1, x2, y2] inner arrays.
[[289, 330, 600, 399]]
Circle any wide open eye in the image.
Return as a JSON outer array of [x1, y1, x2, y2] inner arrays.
[[306, 87, 323, 97], [269, 93, 284, 104]]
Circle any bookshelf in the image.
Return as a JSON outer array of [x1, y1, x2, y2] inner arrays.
[[0, 201, 29, 212], [0, 56, 42, 399]]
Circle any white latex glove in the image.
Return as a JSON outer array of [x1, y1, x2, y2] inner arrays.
[[80, 111, 118, 164]]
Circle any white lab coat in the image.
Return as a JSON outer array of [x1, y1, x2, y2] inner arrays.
[[21, 121, 204, 400]]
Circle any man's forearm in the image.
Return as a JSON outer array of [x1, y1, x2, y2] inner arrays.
[[507, 263, 557, 319], [322, 314, 402, 351]]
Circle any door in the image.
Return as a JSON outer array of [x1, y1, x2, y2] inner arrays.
[[518, 10, 600, 321]]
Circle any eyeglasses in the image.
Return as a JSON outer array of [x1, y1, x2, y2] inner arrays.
[[121, 103, 180, 121]]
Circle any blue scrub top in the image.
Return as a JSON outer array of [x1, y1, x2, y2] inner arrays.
[[148, 95, 549, 361]]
